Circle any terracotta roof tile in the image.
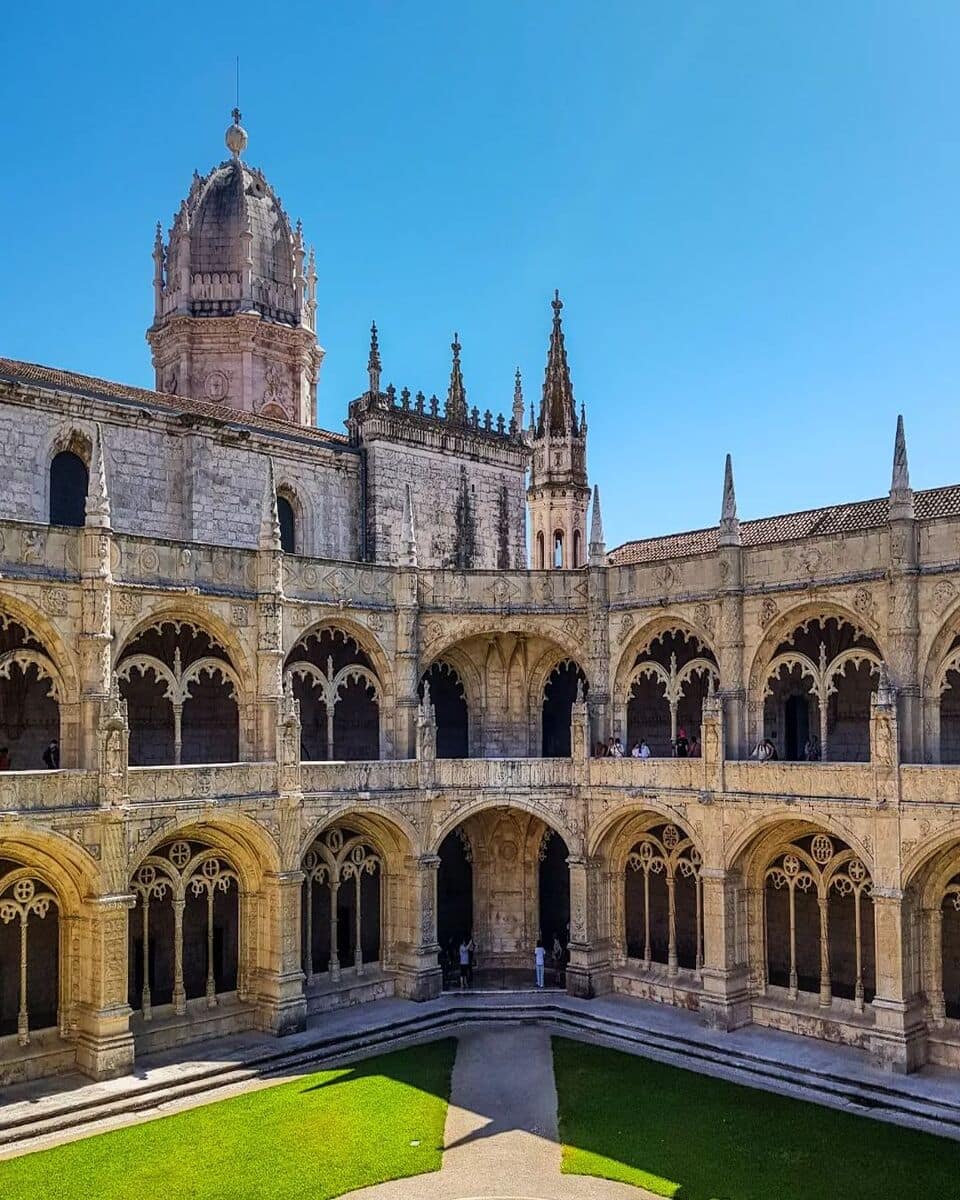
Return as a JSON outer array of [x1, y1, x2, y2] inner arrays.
[[609, 489, 960, 567], [0, 358, 350, 446]]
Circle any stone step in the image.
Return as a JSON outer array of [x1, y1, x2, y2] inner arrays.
[[2, 1000, 959, 1153]]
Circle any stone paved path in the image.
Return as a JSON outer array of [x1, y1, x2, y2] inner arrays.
[[342, 1025, 650, 1199]]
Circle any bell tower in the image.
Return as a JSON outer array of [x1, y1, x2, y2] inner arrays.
[[147, 112, 323, 425], [527, 291, 589, 568]]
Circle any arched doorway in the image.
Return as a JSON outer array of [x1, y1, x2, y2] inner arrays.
[[437, 807, 569, 989]]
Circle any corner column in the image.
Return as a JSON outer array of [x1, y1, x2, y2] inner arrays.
[[699, 866, 751, 1030], [395, 853, 442, 1001], [870, 886, 927, 1072], [74, 894, 136, 1080], [566, 855, 610, 998]]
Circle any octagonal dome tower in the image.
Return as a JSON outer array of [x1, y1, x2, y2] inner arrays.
[[147, 110, 323, 425]]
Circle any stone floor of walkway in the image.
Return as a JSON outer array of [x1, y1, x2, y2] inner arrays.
[[341, 1024, 648, 1199]]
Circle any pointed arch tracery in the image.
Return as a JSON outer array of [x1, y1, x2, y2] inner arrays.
[[0, 861, 60, 1045], [756, 615, 882, 762], [128, 838, 240, 1020], [541, 657, 588, 757], [419, 661, 468, 758], [284, 627, 382, 761], [761, 832, 874, 1012], [618, 627, 717, 757], [117, 621, 240, 766], [301, 826, 382, 986], [623, 822, 704, 978]]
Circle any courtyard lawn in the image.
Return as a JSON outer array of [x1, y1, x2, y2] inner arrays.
[[0, 1040, 455, 1200], [553, 1037, 960, 1200]]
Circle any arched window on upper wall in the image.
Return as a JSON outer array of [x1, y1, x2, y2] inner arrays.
[[49, 451, 88, 527], [277, 495, 296, 554], [573, 530, 582, 568], [553, 531, 564, 569], [536, 532, 545, 570]]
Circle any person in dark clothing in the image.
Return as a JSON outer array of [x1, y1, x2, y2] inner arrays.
[[42, 740, 59, 769], [674, 727, 689, 758], [0, 747, 10, 770]]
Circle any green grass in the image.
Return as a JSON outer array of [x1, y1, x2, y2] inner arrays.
[[553, 1037, 960, 1200], [0, 1040, 455, 1200]]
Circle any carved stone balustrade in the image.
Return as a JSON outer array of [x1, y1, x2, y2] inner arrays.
[[0, 770, 98, 812], [301, 760, 420, 795], [126, 763, 277, 804]]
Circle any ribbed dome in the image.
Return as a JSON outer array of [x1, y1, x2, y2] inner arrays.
[[157, 151, 305, 327], [190, 161, 293, 288]]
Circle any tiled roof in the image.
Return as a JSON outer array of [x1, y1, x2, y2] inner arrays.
[[609, 488, 960, 567], [0, 358, 350, 446]]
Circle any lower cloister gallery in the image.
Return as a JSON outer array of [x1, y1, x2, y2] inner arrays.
[[5, 115, 960, 1097]]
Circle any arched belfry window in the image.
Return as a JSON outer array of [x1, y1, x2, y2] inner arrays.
[[553, 531, 564, 569], [49, 451, 88, 527], [536, 532, 545, 570], [277, 495, 296, 554]]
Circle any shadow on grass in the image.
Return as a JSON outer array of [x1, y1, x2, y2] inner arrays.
[[0, 1040, 456, 1200], [552, 1037, 960, 1200]]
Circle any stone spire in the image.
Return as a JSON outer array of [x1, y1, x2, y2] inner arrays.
[[718, 453, 741, 546], [538, 290, 578, 437], [512, 368, 525, 435], [445, 333, 468, 424], [400, 483, 418, 567], [367, 322, 382, 397], [889, 414, 914, 520], [84, 423, 111, 529], [260, 457, 281, 551], [589, 485, 605, 565]]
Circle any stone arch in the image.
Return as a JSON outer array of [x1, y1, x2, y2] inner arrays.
[[0, 829, 96, 1046], [300, 808, 418, 987], [275, 476, 309, 556], [533, 648, 589, 758], [114, 602, 253, 689], [0, 592, 80, 700], [116, 616, 244, 766], [589, 801, 702, 863], [423, 617, 585, 668], [41, 424, 94, 530], [614, 614, 719, 706], [746, 602, 885, 762], [732, 816, 876, 1012], [285, 617, 393, 694], [418, 660, 469, 758], [129, 812, 280, 892], [285, 622, 389, 761], [902, 836, 960, 1025], [725, 811, 874, 879], [430, 796, 580, 856]]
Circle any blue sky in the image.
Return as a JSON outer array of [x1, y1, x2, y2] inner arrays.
[[1, 2, 958, 549]]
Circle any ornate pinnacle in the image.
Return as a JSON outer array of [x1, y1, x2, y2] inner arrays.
[[400, 483, 417, 567], [890, 414, 914, 520], [84, 423, 112, 529], [537, 289, 579, 443], [367, 322, 382, 398], [445, 331, 467, 424], [512, 367, 525, 434], [719, 453, 741, 547], [589, 484, 605, 565], [259, 456, 281, 552]]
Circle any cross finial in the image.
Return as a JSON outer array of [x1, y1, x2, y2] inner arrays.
[[452, 331, 461, 360], [552, 289, 563, 318], [232, 106, 242, 125]]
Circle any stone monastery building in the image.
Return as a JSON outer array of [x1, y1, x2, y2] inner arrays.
[[3, 111, 960, 1088]]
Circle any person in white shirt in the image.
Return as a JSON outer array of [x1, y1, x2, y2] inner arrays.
[[534, 938, 546, 988], [631, 742, 642, 757], [639, 740, 651, 759], [459, 936, 474, 989], [610, 738, 624, 758]]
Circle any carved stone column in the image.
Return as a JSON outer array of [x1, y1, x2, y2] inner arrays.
[[870, 886, 927, 1072], [887, 423, 921, 760], [586, 563, 610, 747], [395, 566, 420, 759], [566, 855, 610, 998], [699, 866, 751, 1030], [716, 544, 745, 760], [416, 690, 437, 790], [255, 869, 307, 1036], [74, 894, 136, 1081], [700, 679, 725, 795], [78, 509, 114, 770], [395, 854, 442, 1001]]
